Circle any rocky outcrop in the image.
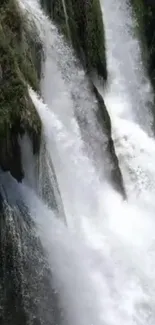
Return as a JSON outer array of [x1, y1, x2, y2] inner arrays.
[[40, 0, 107, 81], [0, 0, 42, 181], [92, 84, 126, 197]]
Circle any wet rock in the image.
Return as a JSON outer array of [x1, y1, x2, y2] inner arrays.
[[92, 84, 126, 198]]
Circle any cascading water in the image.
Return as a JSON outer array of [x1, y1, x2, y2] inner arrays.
[[19, 0, 117, 184], [2, 0, 155, 324]]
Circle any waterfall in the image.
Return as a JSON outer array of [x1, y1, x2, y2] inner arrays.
[[19, 0, 116, 183], [2, 0, 155, 324], [29, 87, 101, 221], [27, 88, 155, 325]]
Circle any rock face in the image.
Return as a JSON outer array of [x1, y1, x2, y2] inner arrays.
[[0, 0, 42, 181], [92, 84, 126, 197], [40, 0, 107, 81]]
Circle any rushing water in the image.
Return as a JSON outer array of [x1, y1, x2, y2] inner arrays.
[[2, 0, 155, 324]]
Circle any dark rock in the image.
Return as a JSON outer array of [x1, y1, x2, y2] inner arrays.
[[0, 64, 2, 81], [0, 130, 23, 182], [92, 83, 126, 198], [40, 0, 107, 81]]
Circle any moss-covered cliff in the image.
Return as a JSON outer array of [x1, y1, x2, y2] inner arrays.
[[0, 0, 42, 180], [40, 0, 107, 81]]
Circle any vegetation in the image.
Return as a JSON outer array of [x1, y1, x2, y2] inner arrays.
[[0, 0, 42, 180]]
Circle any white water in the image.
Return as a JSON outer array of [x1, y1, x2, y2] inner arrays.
[[101, 0, 154, 135], [19, 0, 115, 180], [100, 0, 155, 197], [16, 0, 155, 324]]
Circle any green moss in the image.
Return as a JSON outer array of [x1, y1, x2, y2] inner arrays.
[[0, 0, 41, 130], [0, 0, 42, 179], [0, 0, 41, 88]]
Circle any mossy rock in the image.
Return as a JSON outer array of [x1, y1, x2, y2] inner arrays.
[[0, 0, 42, 180], [40, 0, 107, 81]]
